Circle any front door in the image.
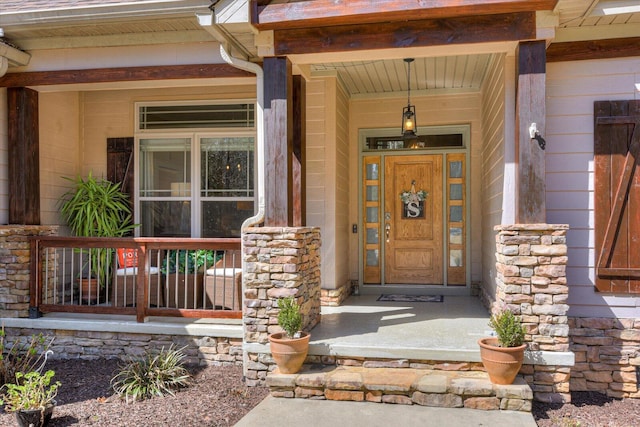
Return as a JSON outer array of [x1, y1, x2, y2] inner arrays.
[[384, 155, 443, 284], [362, 151, 466, 286]]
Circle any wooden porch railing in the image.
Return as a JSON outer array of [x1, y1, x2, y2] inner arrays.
[[29, 236, 242, 322]]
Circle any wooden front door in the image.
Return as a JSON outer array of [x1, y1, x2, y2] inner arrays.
[[384, 155, 443, 284]]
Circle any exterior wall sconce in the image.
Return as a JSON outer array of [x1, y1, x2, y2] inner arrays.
[[402, 58, 419, 148], [529, 122, 546, 150]]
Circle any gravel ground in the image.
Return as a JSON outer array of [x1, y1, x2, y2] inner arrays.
[[0, 359, 268, 427], [533, 392, 640, 427]]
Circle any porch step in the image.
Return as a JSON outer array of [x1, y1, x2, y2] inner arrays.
[[266, 365, 533, 412]]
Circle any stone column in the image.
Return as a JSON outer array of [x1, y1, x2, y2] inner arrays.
[[494, 224, 571, 403], [0, 225, 58, 318], [242, 226, 321, 385]]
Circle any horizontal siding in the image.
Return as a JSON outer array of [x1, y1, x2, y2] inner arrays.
[[39, 92, 82, 229], [546, 56, 640, 318], [480, 54, 506, 297]]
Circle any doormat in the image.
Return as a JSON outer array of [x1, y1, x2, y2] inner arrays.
[[377, 294, 444, 303]]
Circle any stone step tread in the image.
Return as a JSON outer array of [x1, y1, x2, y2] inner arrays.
[[267, 365, 533, 412]]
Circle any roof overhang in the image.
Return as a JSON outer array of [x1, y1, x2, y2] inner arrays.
[[252, 0, 559, 30]]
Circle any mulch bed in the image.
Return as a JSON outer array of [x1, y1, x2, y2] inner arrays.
[[533, 391, 640, 426], [4, 359, 640, 426], [0, 359, 268, 426]]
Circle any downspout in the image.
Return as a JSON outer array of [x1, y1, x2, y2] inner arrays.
[[219, 45, 265, 231], [196, 13, 264, 379], [196, 14, 265, 229]]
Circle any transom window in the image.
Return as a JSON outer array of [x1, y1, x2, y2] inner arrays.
[[135, 101, 256, 238]]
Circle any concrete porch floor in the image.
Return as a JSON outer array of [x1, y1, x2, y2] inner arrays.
[[310, 294, 492, 362]]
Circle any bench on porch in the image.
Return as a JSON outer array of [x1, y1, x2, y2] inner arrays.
[[204, 250, 242, 311]]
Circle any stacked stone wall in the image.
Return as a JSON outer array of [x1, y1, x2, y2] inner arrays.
[[0, 226, 58, 318], [494, 224, 571, 403], [569, 317, 640, 398], [242, 226, 321, 385], [320, 283, 351, 306], [2, 327, 242, 365]]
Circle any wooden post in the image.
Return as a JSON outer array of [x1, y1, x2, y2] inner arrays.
[[292, 75, 306, 226], [516, 41, 546, 224], [263, 57, 294, 226], [8, 87, 40, 225]]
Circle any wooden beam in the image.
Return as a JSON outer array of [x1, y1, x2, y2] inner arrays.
[[264, 57, 293, 226], [8, 87, 40, 225], [547, 37, 640, 62], [253, 0, 556, 30], [0, 64, 253, 88], [273, 12, 535, 56], [516, 40, 547, 224], [292, 75, 306, 227]]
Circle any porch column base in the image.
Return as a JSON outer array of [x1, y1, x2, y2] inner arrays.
[[494, 223, 573, 403], [242, 226, 321, 386]]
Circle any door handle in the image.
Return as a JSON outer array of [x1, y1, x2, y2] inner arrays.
[[385, 223, 391, 242]]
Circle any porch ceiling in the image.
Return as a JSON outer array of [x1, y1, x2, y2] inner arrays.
[[310, 55, 495, 98], [0, 0, 637, 87]]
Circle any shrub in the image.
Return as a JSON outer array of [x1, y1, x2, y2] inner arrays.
[[1, 370, 60, 412], [0, 328, 55, 386], [111, 346, 191, 403], [277, 297, 303, 339], [488, 309, 526, 347]]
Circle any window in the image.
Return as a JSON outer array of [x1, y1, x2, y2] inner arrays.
[[135, 102, 256, 238]]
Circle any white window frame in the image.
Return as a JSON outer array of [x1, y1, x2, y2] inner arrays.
[[134, 100, 257, 238]]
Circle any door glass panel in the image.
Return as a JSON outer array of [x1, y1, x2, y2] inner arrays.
[[366, 249, 379, 266], [366, 185, 378, 201], [366, 207, 378, 223], [450, 249, 463, 267], [450, 206, 463, 222], [366, 163, 379, 180], [366, 228, 379, 244], [450, 184, 462, 200], [450, 227, 463, 245], [450, 161, 462, 178]]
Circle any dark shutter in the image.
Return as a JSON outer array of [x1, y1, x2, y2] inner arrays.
[[107, 137, 134, 233], [594, 100, 640, 293]]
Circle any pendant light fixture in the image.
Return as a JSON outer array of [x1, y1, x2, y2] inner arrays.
[[401, 58, 418, 148]]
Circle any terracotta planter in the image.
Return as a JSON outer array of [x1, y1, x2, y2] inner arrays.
[[77, 278, 100, 304], [269, 332, 310, 374], [15, 402, 55, 427], [478, 337, 526, 385]]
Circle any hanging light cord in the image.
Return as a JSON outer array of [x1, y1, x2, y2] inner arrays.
[[406, 60, 411, 105]]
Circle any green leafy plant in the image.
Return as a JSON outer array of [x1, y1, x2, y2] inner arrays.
[[111, 345, 191, 403], [488, 309, 526, 347], [58, 172, 138, 287], [0, 327, 55, 386], [277, 297, 303, 339], [161, 249, 218, 274], [1, 370, 60, 412]]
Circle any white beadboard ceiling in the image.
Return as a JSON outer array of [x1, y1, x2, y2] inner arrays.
[[311, 55, 494, 97]]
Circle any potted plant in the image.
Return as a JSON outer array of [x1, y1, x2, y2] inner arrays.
[[161, 249, 217, 308], [268, 296, 310, 374], [1, 370, 60, 427], [59, 172, 137, 303], [478, 308, 527, 385]]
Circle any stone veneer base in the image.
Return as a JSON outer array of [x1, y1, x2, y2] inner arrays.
[[266, 365, 533, 412]]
